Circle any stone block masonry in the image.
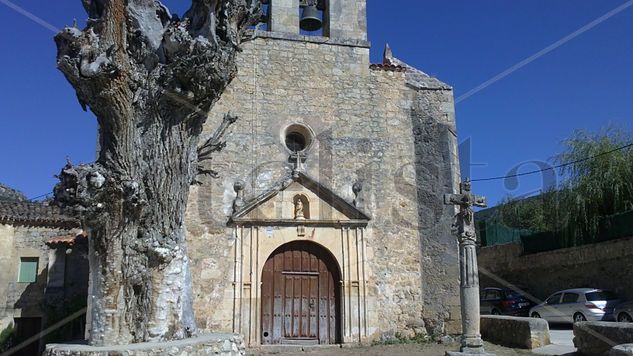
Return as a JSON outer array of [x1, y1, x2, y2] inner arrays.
[[185, 26, 462, 345], [0, 224, 76, 328], [478, 236, 633, 301], [574, 322, 633, 356], [481, 315, 550, 349]]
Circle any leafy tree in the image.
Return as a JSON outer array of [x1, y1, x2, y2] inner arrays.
[[489, 125, 632, 246], [555, 125, 633, 244], [497, 195, 547, 231]]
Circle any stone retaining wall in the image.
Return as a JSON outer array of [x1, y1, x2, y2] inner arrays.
[[574, 322, 633, 355], [480, 315, 550, 349], [610, 344, 633, 356], [478, 237, 633, 300]]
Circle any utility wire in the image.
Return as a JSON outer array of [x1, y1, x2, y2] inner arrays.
[[471, 142, 633, 183], [29, 192, 53, 201], [23, 143, 633, 198]]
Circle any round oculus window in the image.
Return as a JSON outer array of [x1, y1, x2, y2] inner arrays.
[[285, 132, 306, 152], [283, 124, 313, 153]]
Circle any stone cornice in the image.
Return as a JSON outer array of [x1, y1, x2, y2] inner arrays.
[[246, 30, 371, 48]]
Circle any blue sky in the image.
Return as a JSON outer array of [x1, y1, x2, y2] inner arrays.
[[0, 1, 631, 205]]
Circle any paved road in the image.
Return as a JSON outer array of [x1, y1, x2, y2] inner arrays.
[[533, 324, 576, 355]]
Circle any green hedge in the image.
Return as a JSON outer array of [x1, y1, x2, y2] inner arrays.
[[520, 210, 633, 254], [479, 210, 633, 254]]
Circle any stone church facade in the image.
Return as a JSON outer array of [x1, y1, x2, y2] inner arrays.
[[185, 0, 463, 346]]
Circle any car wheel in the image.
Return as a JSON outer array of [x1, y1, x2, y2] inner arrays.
[[574, 313, 587, 323], [531, 312, 541, 318], [618, 313, 633, 323], [492, 309, 500, 315]]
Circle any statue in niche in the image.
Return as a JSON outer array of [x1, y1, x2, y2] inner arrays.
[[295, 198, 305, 220]]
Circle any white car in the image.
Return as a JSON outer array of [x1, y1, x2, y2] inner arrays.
[[529, 288, 620, 323]]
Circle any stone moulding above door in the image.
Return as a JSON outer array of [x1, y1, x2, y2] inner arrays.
[[228, 171, 370, 228]]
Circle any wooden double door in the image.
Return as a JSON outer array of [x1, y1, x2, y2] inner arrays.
[[261, 241, 341, 345]]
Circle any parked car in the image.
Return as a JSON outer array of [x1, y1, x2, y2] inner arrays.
[[530, 288, 620, 323], [614, 301, 633, 323], [480, 287, 533, 316]]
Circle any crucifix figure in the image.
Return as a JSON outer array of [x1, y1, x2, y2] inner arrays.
[[445, 179, 486, 242], [444, 179, 493, 356]]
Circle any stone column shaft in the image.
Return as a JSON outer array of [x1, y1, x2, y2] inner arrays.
[[459, 239, 484, 352]]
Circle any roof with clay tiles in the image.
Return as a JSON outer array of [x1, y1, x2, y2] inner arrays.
[[0, 183, 27, 202], [47, 230, 88, 247], [0, 200, 79, 228], [380, 43, 452, 90], [369, 63, 407, 72]]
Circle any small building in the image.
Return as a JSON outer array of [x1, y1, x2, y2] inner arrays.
[[0, 184, 88, 355]]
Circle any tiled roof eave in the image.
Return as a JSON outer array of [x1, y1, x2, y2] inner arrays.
[[0, 201, 80, 229], [0, 216, 80, 229], [369, 63, 407, 72]]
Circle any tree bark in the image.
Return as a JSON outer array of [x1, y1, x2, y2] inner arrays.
[[53, 0, 260, 345]]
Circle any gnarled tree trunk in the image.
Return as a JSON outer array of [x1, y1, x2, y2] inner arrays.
[[53, 0, 260, 345]]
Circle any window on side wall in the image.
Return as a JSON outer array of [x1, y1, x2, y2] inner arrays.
[[18, 257, 39, 283]]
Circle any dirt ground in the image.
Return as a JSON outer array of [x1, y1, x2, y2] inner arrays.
[[248, 341, 535, 355]]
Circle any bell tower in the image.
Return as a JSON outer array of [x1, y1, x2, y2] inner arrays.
[[327, 0, 367, 41], [265, 0, 367, 42]]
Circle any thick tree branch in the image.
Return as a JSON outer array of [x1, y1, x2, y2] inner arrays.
[[198, 113, 238, 161]]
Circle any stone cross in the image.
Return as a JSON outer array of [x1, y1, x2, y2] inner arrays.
[[444, 179, 487, 241], [444, 179, 493, 356], [290, 152, 307, 176]]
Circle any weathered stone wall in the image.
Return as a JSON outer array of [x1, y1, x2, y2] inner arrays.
[[410, 88, 462, 335], [0, 224, 72, 329], [480, 315, 550, 349], [185, 29, 460, 341], [574, 321, 633, 355], [0, 223, 16, 331], [478, 237, 633, 301]]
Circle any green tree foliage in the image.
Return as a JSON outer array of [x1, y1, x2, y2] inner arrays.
[[496, 190, 568, 233], [555, 126, 633, 244], [492, 125, 633, 246], [498, 195, 547, 231]]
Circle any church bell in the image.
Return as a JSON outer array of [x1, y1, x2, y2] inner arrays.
[[300, 4, 323, 32]]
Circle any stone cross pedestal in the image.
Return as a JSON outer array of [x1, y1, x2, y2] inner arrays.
[[444, 179, 494, 355]]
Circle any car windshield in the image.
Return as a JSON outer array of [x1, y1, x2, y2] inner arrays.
[[504, 291, 522, 299], [586, 291, 617, 301]]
